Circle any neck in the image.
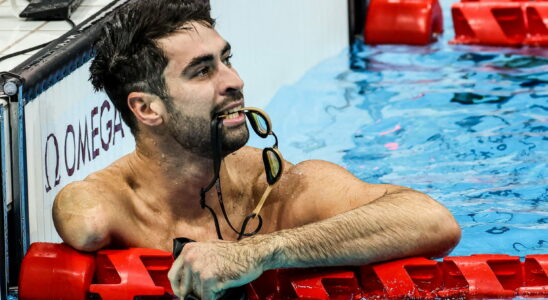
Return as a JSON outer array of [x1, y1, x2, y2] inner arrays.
[[128, 131, 224, 219]]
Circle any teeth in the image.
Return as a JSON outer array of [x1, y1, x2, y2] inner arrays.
[[226, 105, 242, 114], [226, 112, 239, 119], [223, 105, 243, 119]]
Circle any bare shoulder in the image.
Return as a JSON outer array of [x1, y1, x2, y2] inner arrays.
[[285, 159, 403, 194], [53, 154, 132, 251], [273, 159, 408, 227]]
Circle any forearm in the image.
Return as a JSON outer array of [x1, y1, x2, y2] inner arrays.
[[242, 190, 460, 270], [166, 190, 460, 298]]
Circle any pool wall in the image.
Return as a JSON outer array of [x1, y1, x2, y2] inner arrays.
[[210, 0, 349, 108]]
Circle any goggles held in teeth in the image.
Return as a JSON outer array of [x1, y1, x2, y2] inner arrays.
[[201, 107, 284, 240]]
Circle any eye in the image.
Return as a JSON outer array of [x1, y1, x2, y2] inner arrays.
[[196, 66, 211, 77], [223, 54, 233, 67]]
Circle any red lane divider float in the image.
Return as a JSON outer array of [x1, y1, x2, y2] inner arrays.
[[19, 243, 548, 299], [18, 243, 95, 300], [452, 0, 548, 46], [89, 248, 173, 299], [364, 0, 444, 45]]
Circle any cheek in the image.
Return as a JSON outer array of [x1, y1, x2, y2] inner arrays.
[[182, 84, 217, 111], [165, 76, 218, 114]]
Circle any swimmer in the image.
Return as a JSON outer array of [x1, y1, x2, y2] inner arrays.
[[52, 0, 461, 299]]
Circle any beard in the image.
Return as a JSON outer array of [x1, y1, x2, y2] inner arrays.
[[165, 100, 249, 158], [219, 121, 250, 155]]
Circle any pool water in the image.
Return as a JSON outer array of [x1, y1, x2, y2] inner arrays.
[[253, 0, 547, 258]]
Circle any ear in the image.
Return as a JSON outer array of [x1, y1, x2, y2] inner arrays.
[[127, 92, 165, 127]]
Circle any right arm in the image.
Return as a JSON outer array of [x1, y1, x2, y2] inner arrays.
[[52, 181, 112, 252]]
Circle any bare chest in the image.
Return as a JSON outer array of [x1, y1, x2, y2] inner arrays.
[[111, 182, 283, 250], [117, 203, 284, 251], [116, 216, 221, 252]]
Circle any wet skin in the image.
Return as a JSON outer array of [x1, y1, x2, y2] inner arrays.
[[53, 22, 461, 299]]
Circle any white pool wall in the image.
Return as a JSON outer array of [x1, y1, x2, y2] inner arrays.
[[211, 0, 349, 108]]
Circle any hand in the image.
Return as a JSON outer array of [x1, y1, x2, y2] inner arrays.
[[168, 240, 266, 299]]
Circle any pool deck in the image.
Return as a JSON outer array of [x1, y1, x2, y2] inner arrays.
[[0, 0, 113, 72]]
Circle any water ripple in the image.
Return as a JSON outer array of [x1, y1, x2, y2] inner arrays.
[[263, 0, 547, 257]]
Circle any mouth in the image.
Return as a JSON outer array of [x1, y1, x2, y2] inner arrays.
[[218, 104, 245, 126], [219, 104, 244, 119]]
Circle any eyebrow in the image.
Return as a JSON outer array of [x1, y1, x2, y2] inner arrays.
[[221, 42, 231, 56], [182, 53, 214, 75], [182, 42, 232, 75]]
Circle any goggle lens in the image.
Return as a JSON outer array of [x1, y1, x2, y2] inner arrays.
[[264, 148, 282, 184], [247, 111, 270, 138], [256, 114, 269, 135]]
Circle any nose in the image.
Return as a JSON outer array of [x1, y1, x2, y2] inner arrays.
[[218, 63, 244, 97]]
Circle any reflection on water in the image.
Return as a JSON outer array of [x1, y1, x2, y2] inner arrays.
[[262, 0, 547, 257]]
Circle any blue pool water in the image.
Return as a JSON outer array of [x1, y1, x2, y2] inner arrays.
[[252, 0, 547, 258]]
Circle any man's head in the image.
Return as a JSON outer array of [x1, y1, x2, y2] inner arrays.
[[90, 0, 249, 157]]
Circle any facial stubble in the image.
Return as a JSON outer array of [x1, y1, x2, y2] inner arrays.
[[165, 102, 250, 158]]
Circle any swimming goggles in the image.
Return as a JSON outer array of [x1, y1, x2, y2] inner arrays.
[[200, 107, 284, 240]]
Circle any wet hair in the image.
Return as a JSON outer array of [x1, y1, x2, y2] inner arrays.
[[90, 0, 215, 135]]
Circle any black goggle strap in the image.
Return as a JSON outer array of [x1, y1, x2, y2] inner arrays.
[[210, 117, 260, 239], [217, 178, 248, 236], [271, 132, 279, 148], [218, 175, 264, 239], [200, 118, 223, 202], [212, 119, 223, 176], [172, 237, 196, 259], [199, 118, 225, 240], [237, 213, 263, 240], [200, 185, 224, 240]]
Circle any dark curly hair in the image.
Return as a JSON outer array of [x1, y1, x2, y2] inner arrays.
[[90, 0, 215, 135]]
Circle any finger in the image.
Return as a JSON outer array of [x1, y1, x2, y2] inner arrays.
[[179, 265, 193, 298], [168, 257, 185, 296], [201, 281, 217, 300]]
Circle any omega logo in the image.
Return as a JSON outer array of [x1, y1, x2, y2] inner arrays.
[[43, 99, 126, 192]]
